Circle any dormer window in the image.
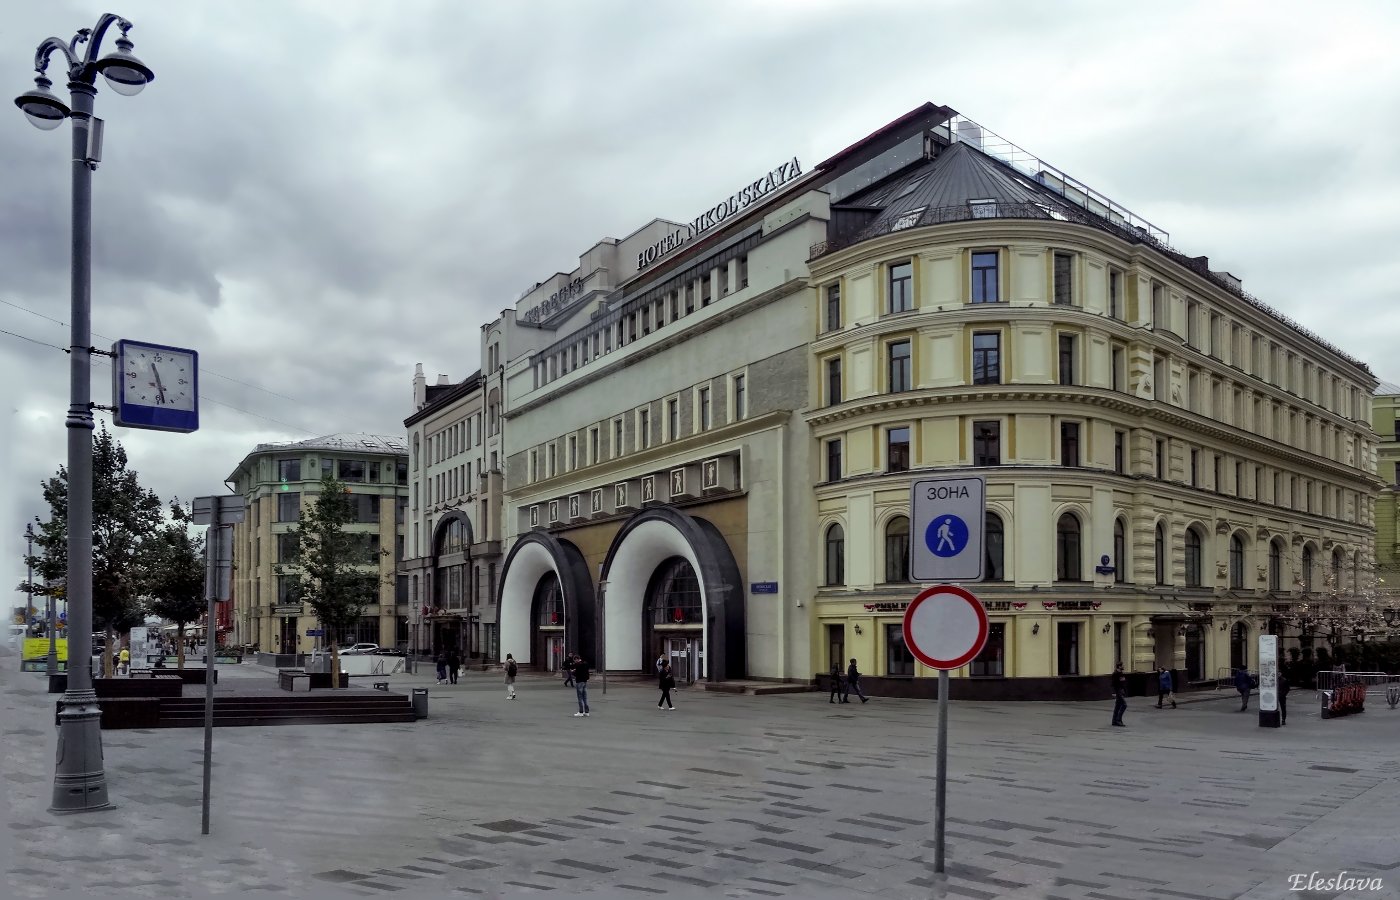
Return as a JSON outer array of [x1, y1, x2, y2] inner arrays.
[[969, 199, 998, 218]]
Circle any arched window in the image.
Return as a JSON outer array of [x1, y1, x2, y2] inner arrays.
[[1113, 518, 1127, 584], [1184, 529, 1203, 588], [1229, 534, 1245, 590], [1268, 541, 1283, 592], [1154, 522, 1167, 585], [986, 513, 1005, 581], [884, 517, 910, 583], [1056, 514, 1082, 581], [1353, 550, 1362, 595], [1302, 545, 1314, 593], [824, 524, 845, 587], [1332, 549, 1343, 594]]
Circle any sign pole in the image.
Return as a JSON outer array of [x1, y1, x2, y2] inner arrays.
[[201, 502, 219, 836], [935, 668, 949, 873]]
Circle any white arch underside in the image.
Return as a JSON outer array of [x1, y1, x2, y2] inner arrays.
[[498, 541, 560, 666], [606, 520, 708, 676]]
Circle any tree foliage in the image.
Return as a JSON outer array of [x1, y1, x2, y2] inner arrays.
[[141, 501, 207, 669], [277, 475, 382, 684], [21, 425, 163, 675]]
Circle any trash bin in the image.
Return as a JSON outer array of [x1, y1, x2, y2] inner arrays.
[[411, 688, 428, 719]]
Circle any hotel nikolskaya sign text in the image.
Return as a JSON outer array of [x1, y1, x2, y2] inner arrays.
[[637, 157, 803, 271]]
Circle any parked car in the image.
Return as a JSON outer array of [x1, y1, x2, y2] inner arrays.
[[373, 647, 405, 656], [338, 643, 380, 655]]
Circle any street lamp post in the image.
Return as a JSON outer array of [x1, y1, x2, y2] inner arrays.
[[15, 11, 154, 814]]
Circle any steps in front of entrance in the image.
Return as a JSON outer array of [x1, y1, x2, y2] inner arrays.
[[696, 680, 813, 696]]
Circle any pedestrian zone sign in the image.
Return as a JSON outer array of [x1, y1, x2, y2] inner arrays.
[[910, 476, 985, 582]]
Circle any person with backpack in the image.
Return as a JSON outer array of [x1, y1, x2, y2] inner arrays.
[[572, 656, 591, 717], [1156, 666, 1177, 709], [504, 654, 518, 699], [657, 660, 676, 710]]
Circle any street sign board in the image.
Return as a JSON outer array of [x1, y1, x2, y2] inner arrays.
[[902, 584, 989, 670], [192, 494, 245, 525], [305, 629, 324, 637], [910, 476, 985, 582]]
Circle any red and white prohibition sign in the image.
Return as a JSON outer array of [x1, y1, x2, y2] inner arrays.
[[902, 584, 989, 670]]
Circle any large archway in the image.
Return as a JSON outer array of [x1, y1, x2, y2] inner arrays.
[[428, 511, 473, 656], [497, 531, 594, 667], [600, 507, 744, 682]]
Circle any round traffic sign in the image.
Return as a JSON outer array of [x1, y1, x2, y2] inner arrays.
[[902, 584, 989, 670], [925, 514, 969, 558]]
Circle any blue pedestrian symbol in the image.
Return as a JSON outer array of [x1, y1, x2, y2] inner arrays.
[[926, 515, 969, 558]]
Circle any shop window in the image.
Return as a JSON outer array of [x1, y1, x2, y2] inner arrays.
[[970, 623, 1005, 676], [1057, 622, 1081, 676], [886, 623, 914, 676], [884, 517, 910, 583]]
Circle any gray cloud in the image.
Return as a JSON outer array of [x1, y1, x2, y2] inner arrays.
[[4, 0, 1400, 597]]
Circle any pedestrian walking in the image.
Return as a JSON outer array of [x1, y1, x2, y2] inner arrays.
[[655, 651, 667, 675], [846, 658, 869, 703], [1156, 666, 1177, 709], [829, 662, 849, 704], [505, 654, 518, 699], [562, 653, 575, 687], [1277, 669, 1290, 725], [1234, 666, 1252, 711], [572, 656, 591, 716], [118, 645, 130, 676], [1111, 663, 1128, 726], [657, 660, 676, 710], [434, 650, 448, 685], [447, 648, 461, 685]]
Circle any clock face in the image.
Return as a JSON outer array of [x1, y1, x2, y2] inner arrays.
[[123, 346, 195, 411]]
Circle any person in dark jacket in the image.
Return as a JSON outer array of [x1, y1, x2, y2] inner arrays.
[[657, 660, 676, 710], [1111, 663, 1128, 726], [1234, 666, 1252, 711], [829, 663, 848, 704], [434, 650, 448, 685], [1277, 669, 1290, 725], [572, 656, 591, 717], [562, 653, 575, 687], [846, 658, 869, 703], [446, 648, 461, 685], [1156, 667, 1176, 709]]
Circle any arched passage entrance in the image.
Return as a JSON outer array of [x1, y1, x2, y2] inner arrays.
[[531, 573, 567, 672], [428, 512, 473, 656], [600, 507, 744, 682], [497, 532, 594, 668]]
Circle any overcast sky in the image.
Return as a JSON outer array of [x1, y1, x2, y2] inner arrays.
[[4, 0, 1400, 604]]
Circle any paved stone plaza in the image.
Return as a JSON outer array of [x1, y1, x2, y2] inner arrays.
[[2, 655, 1398, 900]]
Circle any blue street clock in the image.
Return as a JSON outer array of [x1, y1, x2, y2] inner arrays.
[[112, 339, 199, 433]]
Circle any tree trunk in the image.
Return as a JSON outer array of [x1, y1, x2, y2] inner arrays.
[[176, 624, 186, 669], [103, 628, 114, 678], [331, 643, 342, 689]]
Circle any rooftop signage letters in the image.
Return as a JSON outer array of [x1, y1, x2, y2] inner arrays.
[[523, 277, 586, 324], [637, 157, 803, 271]]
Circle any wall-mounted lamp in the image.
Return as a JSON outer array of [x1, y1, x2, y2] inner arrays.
[[1220, 621, 1231, 632], [1031, 623, 1040, 636], [853, 624, 863, 636], [1101, 623, 1111, 635], [1178, 627, 1188, 637]]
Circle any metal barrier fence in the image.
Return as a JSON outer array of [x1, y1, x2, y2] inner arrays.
[[1315, 671, 1399, 695]]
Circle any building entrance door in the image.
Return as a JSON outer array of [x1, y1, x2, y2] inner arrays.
[[545, 635, 565, 672], [664, 635, 703, 684], [279, 617, 298, 654]]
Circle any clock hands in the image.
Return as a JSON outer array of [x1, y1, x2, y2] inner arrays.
[[151, 363, 167, 405]]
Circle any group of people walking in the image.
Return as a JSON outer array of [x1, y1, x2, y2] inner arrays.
[[1111, 663, 1290, 727], [827, 659, 869, 704]]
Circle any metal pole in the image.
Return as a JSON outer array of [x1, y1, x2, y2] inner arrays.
[[41, 525, 58, 687], [934, 669, 949, 874], [201, 508, 221, 835], [51, 80, 109, 814], [599, 582, 607, 695]]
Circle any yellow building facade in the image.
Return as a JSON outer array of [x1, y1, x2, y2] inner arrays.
[[805, 129, 1378, 698]]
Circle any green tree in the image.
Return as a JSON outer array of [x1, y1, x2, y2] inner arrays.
[[277, 475, 381, 686], [141, 501, 207, 669], [19, 425, 163, 677]]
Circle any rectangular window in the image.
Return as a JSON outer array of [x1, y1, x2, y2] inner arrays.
[[698, 387, 711, 430], [685, 282, 694, 314], [613, 419, 623, 458], [1052, 252, 1073, 305], [825, 283, 841, 331], [639, 409, 651, 450], [1186, 300, 1199, 347], [970, 623, 1005, 677], [1112, 345, 1125, 392], [321, 458, 334, 479], [887, 426, 911, 473], [548, 444, 556, 477], [888, 340, 912, 392], [888, 261, 913, 313], [529, 450, 538, 483], [277, 458, 301, 482], [826, 439, 842, 482], [701, 276, 712, 307], [886, 623, 914, 676], [667, 399, 679, 440], [733, 374, 747, 420], [1061, 422, 1081, 467], [1235, 460, 1244, 496], [1213, 455, 1221, 491], [972, 332, 1001, 385], [589, 428, 599, 465], [738, 255, 749, 288], [1057, 622, 1081, 676], [568, 435, 578, 471], [669, 292, 678, 322], [973, 421, 1001, 466], [1108, 268, 1122, 319], [277, 492, 300, 522], [826, 357, 842, 405], [276, 532, 299, 563], [1190, 449, 1199, 486], [1152, 283, 1167, 330], [971, 251, 998, 302], [1058, 334, 1077, 386], [1156, 439, 1166, 479], [1114, 430, 1126, 474]]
